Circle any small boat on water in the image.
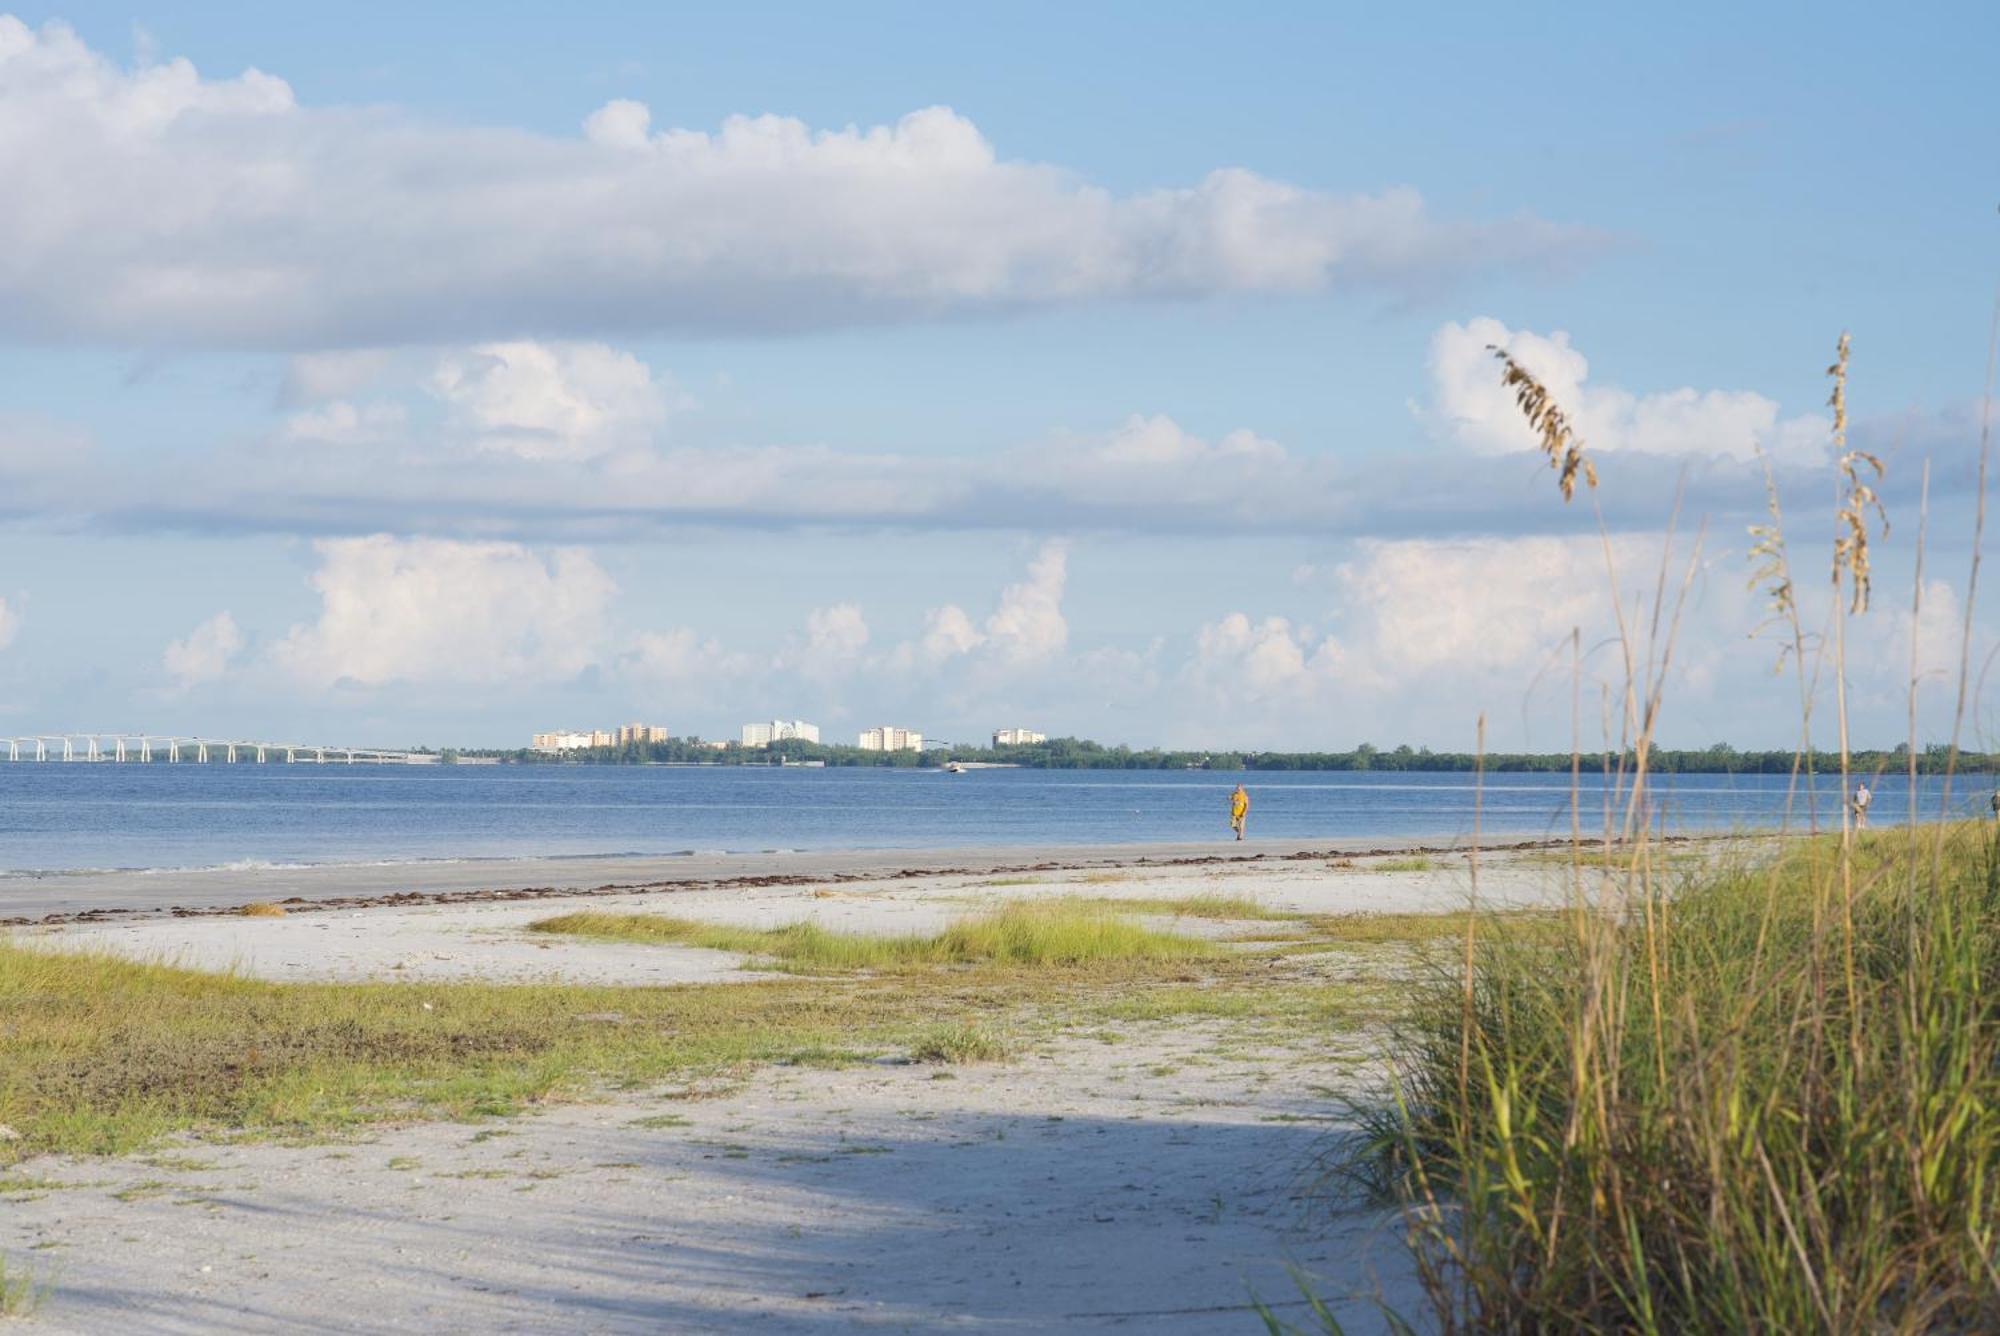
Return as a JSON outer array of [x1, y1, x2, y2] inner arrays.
[[944, 761, 965, 774]]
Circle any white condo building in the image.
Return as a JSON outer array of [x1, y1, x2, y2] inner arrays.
[[531, 730, 597, 752], [742, 719, 820, 747], [858, 726, 923, 752], [992, 728, 1046, 746]]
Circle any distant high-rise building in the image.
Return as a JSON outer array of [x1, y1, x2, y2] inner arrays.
[[992, 728, 1047, 746], [617, 723, 671, 745], [742, 719, 820, 747], [858, 726, 923, 752], [531, 730, 596, 752]]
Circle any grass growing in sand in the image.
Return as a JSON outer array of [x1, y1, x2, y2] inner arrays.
[[908, 1021, 1013, 1064], [1055, 893, 1296, 922], [1365, 856, 1438, 873], [527, 901, 1220, 971], [0, 1253, 42, 1318], [237, 902, 287, 918], [1310, 329, 2000, 1332], [0, 915, 1361, 1162], [1368, 823, 2000, 1331]]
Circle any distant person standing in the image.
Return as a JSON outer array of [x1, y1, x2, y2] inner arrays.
[[1989, 788, 1999, 823], [1852, 781, 1872, 830], [1229, 784, 1250, 841]]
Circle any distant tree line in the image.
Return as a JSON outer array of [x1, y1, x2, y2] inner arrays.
[[454, 736, 1998, 775]]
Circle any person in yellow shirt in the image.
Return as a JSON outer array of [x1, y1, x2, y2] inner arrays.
[[1229, 784, 1249, 841]]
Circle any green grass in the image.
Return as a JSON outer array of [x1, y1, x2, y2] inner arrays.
[[527, 901, 1220, 970], [1366, 856, 1439, 873], [1365, 822, 2000, 1331], [0, 1253, 43, 1319], [0, 925, 1307, 1162], [907, 1021, 1013, 1064], [1057, 893, 1297, 922]]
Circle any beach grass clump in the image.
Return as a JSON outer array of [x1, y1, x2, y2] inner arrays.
[[238, 902, 287, 918], [528, 902, 1219, 971], [0, 1253, 41, 1318], [1082, 893, 1294, 921], [1367, 822, 2000, 1331], [1367, 856, 1437, 874], [907, 1021, 1013, 1064]]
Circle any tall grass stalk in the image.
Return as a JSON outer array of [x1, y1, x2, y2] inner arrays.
[[1361, 332, 1999, 1331]]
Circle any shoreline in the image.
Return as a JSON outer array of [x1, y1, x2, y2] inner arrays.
[[1, 831, 1730, 925]]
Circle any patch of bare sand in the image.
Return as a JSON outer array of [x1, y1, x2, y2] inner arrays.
[[5, 1020, 1420, 1333]]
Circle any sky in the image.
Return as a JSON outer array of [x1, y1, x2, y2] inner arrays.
[[0, 2, 1994, 752]]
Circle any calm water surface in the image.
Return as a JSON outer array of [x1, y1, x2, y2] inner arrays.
[[0, 764, 1987, 875]]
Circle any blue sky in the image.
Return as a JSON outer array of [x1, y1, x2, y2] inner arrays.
[[0, 3, 1993, 751]]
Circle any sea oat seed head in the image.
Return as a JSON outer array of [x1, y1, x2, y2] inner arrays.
[[1488, 345, 1598, 503]]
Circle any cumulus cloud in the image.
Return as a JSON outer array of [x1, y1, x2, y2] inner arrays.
[[0, 19, 1595, 348], [1426, 317, 1827, 463], [984, 541, 1071, 663], [430, 342, 677, 461], [618, 627, 748, 693], [1193, 613, 1331, 698], [800, 603, 870, 673], [162, 611, 243, 688], [272, 535, 614, 687], [279, 349, 393, 406], [1190, 534, 1694, 716], [281, 399, 408, 447], [912, 541, 1071, 669]]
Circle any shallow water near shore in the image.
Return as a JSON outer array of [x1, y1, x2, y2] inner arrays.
[[0, 762, 1979, 876]]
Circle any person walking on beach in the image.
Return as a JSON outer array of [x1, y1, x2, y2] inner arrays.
[[1989, 788, 1999, 823], [1852, 781, 1872, 830], [1229, 784, 1250, 841]]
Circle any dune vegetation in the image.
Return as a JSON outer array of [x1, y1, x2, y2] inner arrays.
[[526, 900, 1221, 970], [1332, 336, 2000, 1332], [1366, 825, 1999, 1332]]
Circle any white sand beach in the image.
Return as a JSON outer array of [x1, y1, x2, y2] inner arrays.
[[2, 842, 1698, 1332]]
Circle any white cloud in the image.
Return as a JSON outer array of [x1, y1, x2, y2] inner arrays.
[[1075, 415, 1284, 469], [984, 540, 1070, 663], [281, 399, 408, 446], [619, 627, 746, 691], [915, 540, 1071, 669], [916, 605, 985, 665], [1193, 613, 1328, 697], [800, 603, 870, 674], [272, 535, 614, 687], [430, 341, 677, 461], [0, 595, 17, 650], [162, 611, 243, 687], [0, 19, 1594, 347], [1190, 535, 1695, 718], [279, 349, 393, 406], [583, 98, 652, 149], [1426, 317, 1827, 463]]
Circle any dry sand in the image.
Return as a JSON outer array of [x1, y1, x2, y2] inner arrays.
[[2, 847, 1601, 1332], [14, 848, 1559, 985]]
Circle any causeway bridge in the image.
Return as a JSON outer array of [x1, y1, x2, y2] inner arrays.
[[2, 734, 434, 764]]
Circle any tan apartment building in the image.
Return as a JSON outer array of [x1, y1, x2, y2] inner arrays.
[[858, 726, 923, 752]]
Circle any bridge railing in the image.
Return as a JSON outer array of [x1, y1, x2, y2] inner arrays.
[[0, 735, 432, 764]]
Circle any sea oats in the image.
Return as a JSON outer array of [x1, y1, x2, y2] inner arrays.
[[1489, 345, 1598, 502], [1828, 332, 1888, 613]]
